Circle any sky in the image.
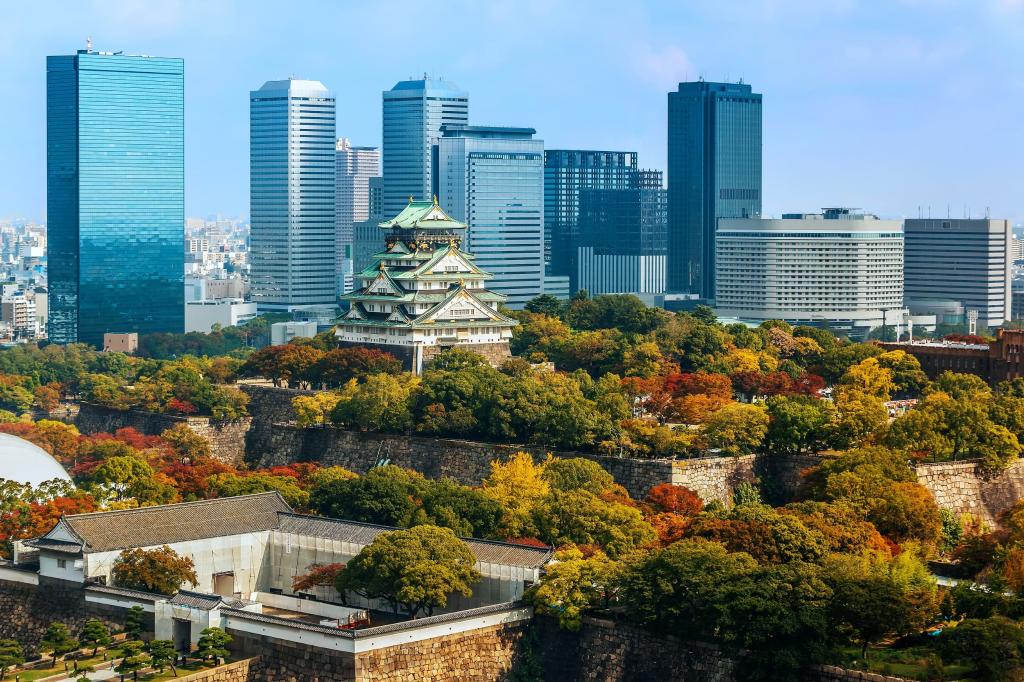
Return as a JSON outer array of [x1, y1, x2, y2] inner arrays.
[[1, 0, 1022, 222]]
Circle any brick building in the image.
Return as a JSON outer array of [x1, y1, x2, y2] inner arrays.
[[879, 328, 1024, 386]]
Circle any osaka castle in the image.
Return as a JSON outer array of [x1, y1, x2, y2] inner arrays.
[[336, 198, 517, 373]]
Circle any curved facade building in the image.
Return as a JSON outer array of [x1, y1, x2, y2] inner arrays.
[[715, 209, 906, 338], [0, 433, 72, 486]]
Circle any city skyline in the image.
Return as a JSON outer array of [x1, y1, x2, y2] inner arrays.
[[1, 1, 1022, 222]]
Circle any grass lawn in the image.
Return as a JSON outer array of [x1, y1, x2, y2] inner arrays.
[[835, 646, 974, 680], [138, 660, 222, 681], [14, 654, 107, 681]]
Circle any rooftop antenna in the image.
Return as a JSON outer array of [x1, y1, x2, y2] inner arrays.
[[86, 36, 92, 51], [986, 205, 991, 219]]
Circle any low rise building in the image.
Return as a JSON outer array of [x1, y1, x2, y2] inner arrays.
[[15, 493, 547, 658], [878, 328, 1024, 386], [185, 299, 258, 333], [102, 332, 138, 354]]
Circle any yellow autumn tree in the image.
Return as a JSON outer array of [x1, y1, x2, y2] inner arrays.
[[293, 392, 342, 428], [481, 452, 551, 539]]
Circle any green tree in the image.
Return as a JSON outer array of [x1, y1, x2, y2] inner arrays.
[[205, 472, 309, 508], [160, 423, 212, 460], [79, 618, 110, 656], [526, 546, 622, 630], [196, 627, 232, 664], [112, 545, 198, 595], [524, 294, 566, 318], [124, 605, 146, 640], [541, 458, 615, 495], [89, 455, 178, 504], [619, 538, 756, 638], [826, 551, 938, 661], [335, 525, 481, 618], [146, 639, 177, 675], [533, 490, 656, 559], [331, 374, 416, 432], [419, 478, 505, 538], [0, 639, 23, 680], [939, 616, 1024, 682], [765, 395, 837, 455], [700, 402, 770, 456], [40, 622, 78, 667], [310, 465, 425, 527], [116, 640, 149, 681]]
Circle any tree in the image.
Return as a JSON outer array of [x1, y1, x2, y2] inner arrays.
[[331, 374, 417, 432], [684, 503, 829, 565], [764, 396, 836, 455], [826, 551, 938, 661], [0, 639, 23, 680], [33, 384, 61, 412], [116, 640, 149, 681], [644, 483, 703, 516], [147, 639, 177, 676], [481, 452, 550, 538], [419, 478, 505, 538], [541, 458, 615, 495], [292, 562, 346, 593], [700, 402, 770, 456], [939, 616, 1024, 682], [160, 423, 211, 460], [112, 545, 198, 595], [205, 472, 309, 508], [310, 466, 424, 527], [40, 622, 78, 667], [292, 392, 342, 428], [310, 347, 402, 388], [839, 357, 895, 400], [524, 294, 566, 318], [89, 455, 178, 504], [619, 538, 756, 639], [526, 546, 622, 630], [79, 618, 110, 656], [335, 525, 481, 618], [196, 627, 232, 664], [532, 490, 656, 559], [124, 605, 146, 640]]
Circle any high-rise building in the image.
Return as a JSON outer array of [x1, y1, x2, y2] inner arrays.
[[382, 76, 468, 219], [47, 49, 184, 347], [543, 150, 637, 290], [250, 79, 336, 311], [352, 176, 385, 285], [667, 80, 762, 299], [335, 139, 380, 293], [439, 126, 545, 309], [715, 208, 907, 339], [577, 170, 667, 296], [904, 218, 1013, 330]]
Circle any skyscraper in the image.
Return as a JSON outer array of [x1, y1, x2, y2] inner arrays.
[[335, 139, 380, 293], [667, 80, 762, 299], [904, 218, 1013, 330], [250, 79, 336, 311], [47, 49, 184, 347], [577, 170, 667, 296], [544, 150, 637, 291], [351, 176, 385, 283], [439, 126, 545, 308], [382, 76, 468, 219]]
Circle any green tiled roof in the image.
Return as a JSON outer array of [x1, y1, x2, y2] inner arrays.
[[379, 199, 466, 230]]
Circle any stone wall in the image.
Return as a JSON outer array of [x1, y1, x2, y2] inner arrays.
[[231, 635, 355, 681], [175, 657, 259, 682], [353, 621, 526, 682], [74, 402, 252, 466], [915, 458, 1024, 525]]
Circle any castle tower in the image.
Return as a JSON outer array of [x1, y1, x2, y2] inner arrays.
[[336, 198, 517, 373]]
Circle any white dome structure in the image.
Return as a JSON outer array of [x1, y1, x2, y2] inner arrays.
[[0, 433, 72, 486]]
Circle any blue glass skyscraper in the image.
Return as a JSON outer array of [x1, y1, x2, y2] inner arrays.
[[47, 49, 185, 347], [439, 126, 544, 308], [667, 80, 762, 299], [382, 77, 468, 219], [250, 79, 337, 311]]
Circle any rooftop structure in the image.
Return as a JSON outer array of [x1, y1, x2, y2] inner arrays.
[[0, 433, 71, 486], [336, 199, 517, 373]]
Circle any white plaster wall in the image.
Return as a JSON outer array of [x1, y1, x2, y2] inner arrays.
[[39, 553, 84, 582]]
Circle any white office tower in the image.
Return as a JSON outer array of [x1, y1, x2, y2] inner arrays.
[[250, 79, 336, 311], [715, 208, 906, 339], [336, 139, 380, 294]]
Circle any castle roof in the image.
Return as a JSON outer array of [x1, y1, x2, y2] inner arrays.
[[379, 199, 466, 231]]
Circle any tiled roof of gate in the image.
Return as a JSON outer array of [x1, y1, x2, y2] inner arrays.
[[58, 492, 292, 553], [169, 590, 251, 610], [276, 513, 552, 569]]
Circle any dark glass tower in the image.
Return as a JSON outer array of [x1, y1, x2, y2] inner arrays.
[[667, 80, 762, 299], [47, 49, 185, 347], [544, 150, 637, 291]]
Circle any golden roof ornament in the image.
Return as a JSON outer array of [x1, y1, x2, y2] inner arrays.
[[433, 194, 439, 206]]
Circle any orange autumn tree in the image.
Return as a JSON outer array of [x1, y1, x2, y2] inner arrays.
[[112, 545, 198, 595], [292, 563, 346, 593]]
